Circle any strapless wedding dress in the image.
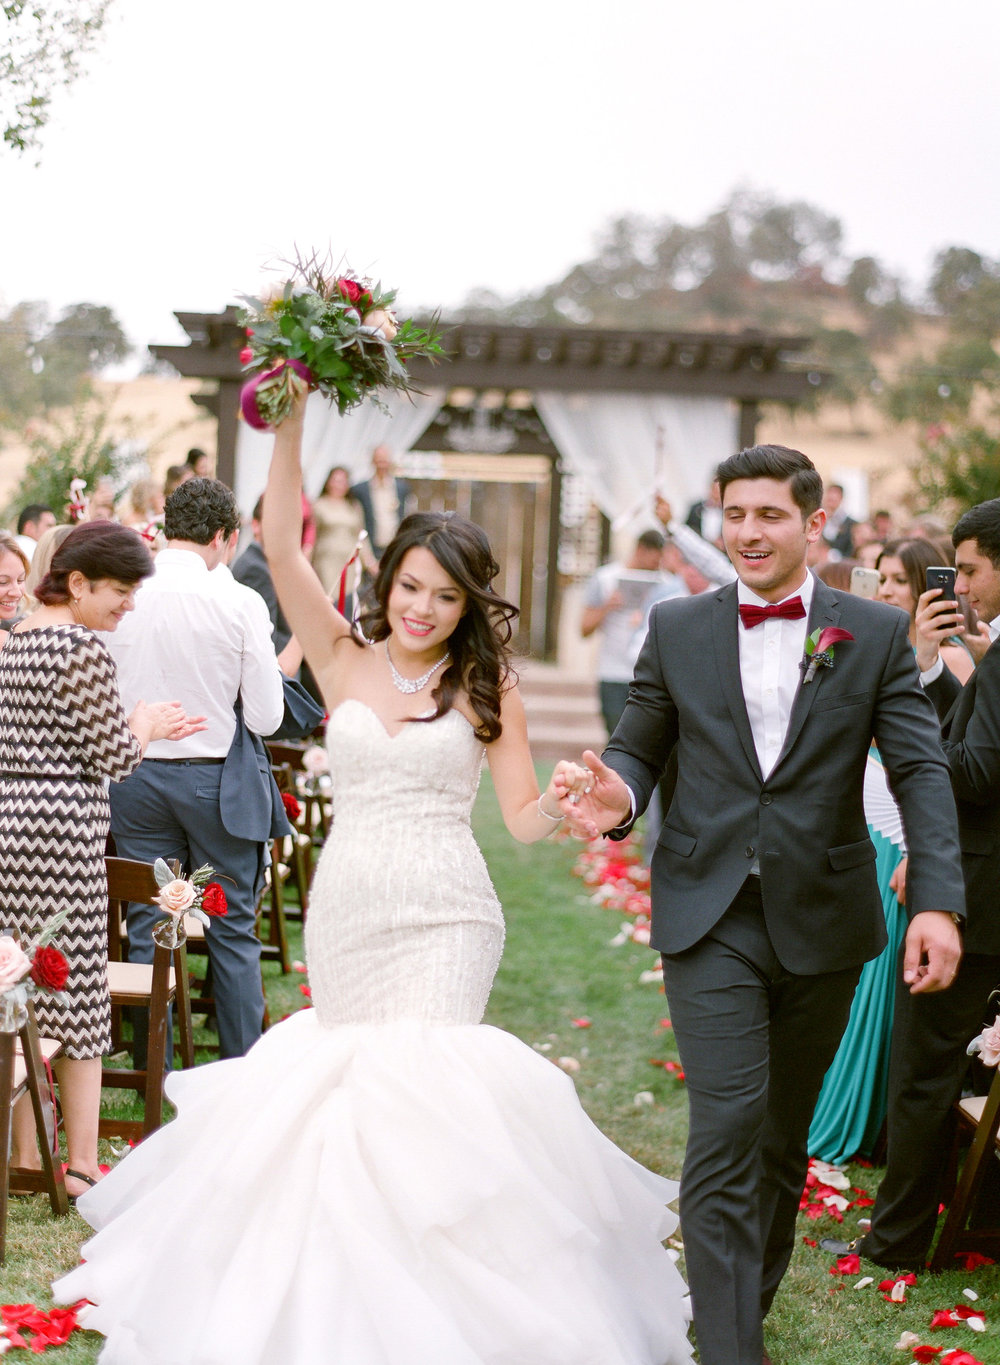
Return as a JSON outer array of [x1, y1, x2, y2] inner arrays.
[[55, 700, 693, 1364]]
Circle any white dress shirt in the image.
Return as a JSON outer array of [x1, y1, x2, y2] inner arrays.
[[736, 573, 814, 780], [108, 548, 284, 759]]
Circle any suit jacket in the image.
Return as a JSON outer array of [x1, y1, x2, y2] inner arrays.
[[231, 541, 291, 653], [220, 704, 293, 844], [925, 642, 1000, 954], [604, 579, 964, 975], [349, 476, 411, 554]]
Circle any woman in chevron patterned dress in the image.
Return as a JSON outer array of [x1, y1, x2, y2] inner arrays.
[[0, 522, 202, 1201]]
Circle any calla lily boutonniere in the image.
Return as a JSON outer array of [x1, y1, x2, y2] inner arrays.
[[801, 627, 854, 683]]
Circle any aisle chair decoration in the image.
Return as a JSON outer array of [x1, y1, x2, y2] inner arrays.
[[150, 860, 227, 951]]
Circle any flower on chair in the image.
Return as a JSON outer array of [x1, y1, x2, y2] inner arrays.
[[152, 861, 228, 928], [0, 906, 71, 1029]]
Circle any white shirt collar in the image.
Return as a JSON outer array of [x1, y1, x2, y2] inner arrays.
[[988, 613, 1000, 642]]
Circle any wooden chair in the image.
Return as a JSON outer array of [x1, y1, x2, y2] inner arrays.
[[267, 741, 331, 883], [271, 761, 310, 919], [930, 1065, 1000, 1270], [0, 1002, 68, 1263], [101, 857, 195, 1141]]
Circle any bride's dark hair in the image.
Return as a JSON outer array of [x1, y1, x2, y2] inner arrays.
[[357, 512, 519, 742]]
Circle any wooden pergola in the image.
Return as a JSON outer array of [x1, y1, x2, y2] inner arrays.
[[150, 310, 821, 487]]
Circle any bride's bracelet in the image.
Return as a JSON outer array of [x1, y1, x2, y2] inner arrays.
[[537, 795, 564, 825]]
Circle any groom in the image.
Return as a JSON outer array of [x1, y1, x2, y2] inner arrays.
[[560, 445, 964, 1365]]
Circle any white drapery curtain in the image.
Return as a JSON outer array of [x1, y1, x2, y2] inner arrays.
[[534, 391, 738, 532], [234, 387, 447, 512]]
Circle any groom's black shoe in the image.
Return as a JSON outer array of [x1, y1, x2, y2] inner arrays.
[[818, 1234, 924, 1274]]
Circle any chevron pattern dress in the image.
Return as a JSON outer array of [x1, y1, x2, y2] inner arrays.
[[0, 624, 142, 1058]]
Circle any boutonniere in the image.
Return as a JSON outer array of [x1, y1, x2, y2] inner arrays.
[[801, 627, 854, 683]]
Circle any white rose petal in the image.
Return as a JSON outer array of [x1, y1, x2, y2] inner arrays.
[[968, 1315, 986, 1332], [639, 970, 663, 984], [853, 1276, 874, 1289], [822, 1193, 850, 1213], [634, 1091, 655, 1106], [963, 1287, 980, 1301], [893, 1330, 921, 1350], [556, 1056, 580, 1073], [890, 1279, 907, 1302]]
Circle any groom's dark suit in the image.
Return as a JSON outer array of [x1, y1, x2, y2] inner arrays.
[[860, 639, 1000, 1266], [603, 577, 964, 1365]]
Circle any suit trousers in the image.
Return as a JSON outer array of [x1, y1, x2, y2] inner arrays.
[[661, 880, 861, 1365], [862, 948, 1000, 1264], [109, 760, 266, 1063]]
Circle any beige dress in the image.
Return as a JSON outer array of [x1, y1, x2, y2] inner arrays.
[[311, 495, 364, 594]]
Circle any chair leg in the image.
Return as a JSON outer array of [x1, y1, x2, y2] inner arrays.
[[0, 1031, 15, 1265], [19, 1014, 67, 1217], [141, 947, 171, 1138], [931, 1076, 1000, 1271], [171, 942, 196, 1070]]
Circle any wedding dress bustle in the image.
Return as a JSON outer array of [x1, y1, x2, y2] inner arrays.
[[55, 700, 693, 1364]]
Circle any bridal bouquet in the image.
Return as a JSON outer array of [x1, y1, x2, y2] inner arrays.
[[0, 906, 71, 1032], [237, 249, 444, 430]]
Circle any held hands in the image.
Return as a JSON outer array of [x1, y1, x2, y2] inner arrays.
[[132, 701, 208, 745], [552, 750, 631, 840], [914, 588, 965, 672], [902, 910, 963, 994]]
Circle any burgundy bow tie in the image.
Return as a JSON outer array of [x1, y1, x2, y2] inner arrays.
[[738, 596, 806, 629]]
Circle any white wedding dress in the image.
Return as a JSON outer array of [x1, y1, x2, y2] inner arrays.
[[55, 700, 693, 1364]]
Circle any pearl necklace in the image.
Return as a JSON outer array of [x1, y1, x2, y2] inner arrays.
[[385, 640, 450, 695]]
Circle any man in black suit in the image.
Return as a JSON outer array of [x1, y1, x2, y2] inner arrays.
[[559, 445, 964, 1365], [349, 445, 411, 560], [831, 499, 1000, 1272]]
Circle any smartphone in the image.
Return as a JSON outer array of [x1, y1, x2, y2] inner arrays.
[[850, 566, 881, 599], [926, 566, 957, 601]]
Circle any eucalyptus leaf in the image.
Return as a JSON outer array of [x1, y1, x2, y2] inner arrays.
[[153, 857, 173, 888]]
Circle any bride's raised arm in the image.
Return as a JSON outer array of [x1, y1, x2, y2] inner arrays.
[[262, 390, 354, 683]]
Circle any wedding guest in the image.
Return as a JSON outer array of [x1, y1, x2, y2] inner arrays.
[[185, 448, 211, 478], [106, 478, 284, 1063], [311, 467, 376, 604], [0, 532, 29, 631], [684, 480, 724, 547], [876, 538, 975, 684], [0, 522, 200, 1201], [821, 483, 856, 558], [562, 444, 963, 1365], [163, 464, 194, 500], [580, 529, 667, 738], [824, 499, 1000, 1272], [14, 504, 56, 563], [350, 445, 411, 560], [231, 496, 292, 652], [24, 524, 75, 609]]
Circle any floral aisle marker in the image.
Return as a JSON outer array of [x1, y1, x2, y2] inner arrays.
[[150, 859, 227, 950], [237, 247, 444, 430], [0, 905, 71, 1032]]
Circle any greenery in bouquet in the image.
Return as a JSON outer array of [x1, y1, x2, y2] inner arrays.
[[237, 249, 444, 430]]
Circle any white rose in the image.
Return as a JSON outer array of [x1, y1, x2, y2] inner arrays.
[[155, 879, 197, 915], [302, 746, 329, 776], [0, 936, 31, 992]]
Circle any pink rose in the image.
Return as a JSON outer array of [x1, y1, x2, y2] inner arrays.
[[302, 746, 329, 776], [155, 879, 197, 915], [0, 936, 31, 992], [361, 308, 398, 341], [978, 1019, 1000, 1066]]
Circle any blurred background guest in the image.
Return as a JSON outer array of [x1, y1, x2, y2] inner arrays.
[[349, 446, 411, 561], [310, 467, 377, 609], [14, 504, 56, 564], [0, 531, 29, 633]]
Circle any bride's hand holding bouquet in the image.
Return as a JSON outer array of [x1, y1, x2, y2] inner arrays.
[[238, 248, 443, 431]]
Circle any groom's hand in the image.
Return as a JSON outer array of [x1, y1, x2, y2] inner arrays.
[[554, 750, 632, 840], [902, 910, 963, 993]]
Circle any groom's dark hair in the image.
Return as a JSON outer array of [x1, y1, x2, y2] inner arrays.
[[953, 499, 1000, 568], [716, 444, 823, 518]]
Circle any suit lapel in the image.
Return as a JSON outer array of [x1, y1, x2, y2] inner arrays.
[[711, 585, 763, 781], [774, 578, 840, 767]]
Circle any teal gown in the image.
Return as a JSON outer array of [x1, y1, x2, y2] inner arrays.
[[807, 751, 907, 1164]]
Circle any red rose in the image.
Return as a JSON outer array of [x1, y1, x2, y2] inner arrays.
[[240, 346, 254, 364], [201, 883, 228, 916], [30, 945, 69, 992], [337, 278, 363, 303], [282, 792, 302, 822]]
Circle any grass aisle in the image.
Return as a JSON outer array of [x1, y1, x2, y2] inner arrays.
[[1, 769, 998, 1362]]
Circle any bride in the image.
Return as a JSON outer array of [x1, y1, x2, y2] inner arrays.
[[55, 393, 693, 1364]]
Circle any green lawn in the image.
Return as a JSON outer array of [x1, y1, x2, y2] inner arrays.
[[2, 770, 998, 1363]]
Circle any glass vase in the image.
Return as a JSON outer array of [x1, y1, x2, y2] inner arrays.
[[152, 914, 186, 950], [0, 991, 28, 1033]]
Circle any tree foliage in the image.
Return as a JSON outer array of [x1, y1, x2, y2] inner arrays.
[[0, 298, 130, 426], [2, 1, 113, 156], [3, 397, 133, 522]]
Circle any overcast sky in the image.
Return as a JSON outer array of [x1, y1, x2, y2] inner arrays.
[[3, 0, 998, 360]]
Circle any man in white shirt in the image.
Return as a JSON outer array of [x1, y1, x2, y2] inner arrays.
[[108, 478, 284, 1060], [14, 503, 56, 562], [558, 445, 964, 1365]]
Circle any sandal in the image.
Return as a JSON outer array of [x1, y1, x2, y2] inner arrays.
[[64, 1168, 98, 1205]]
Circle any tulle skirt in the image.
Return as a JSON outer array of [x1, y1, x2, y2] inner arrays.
[[55, 1009, 693, 1364]]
